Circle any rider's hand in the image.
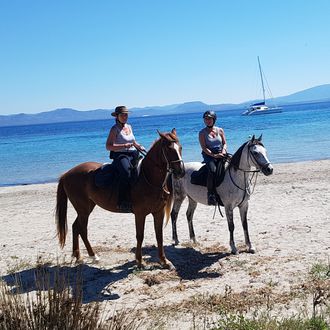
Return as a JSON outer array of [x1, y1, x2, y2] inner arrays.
[[214, 153, 223, 159], [125, 143, 133, 149]]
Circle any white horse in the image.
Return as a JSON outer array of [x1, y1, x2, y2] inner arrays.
[[171, 135, 273, 254]]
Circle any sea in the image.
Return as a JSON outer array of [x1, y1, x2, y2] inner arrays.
[[1, 102, 330, 187]]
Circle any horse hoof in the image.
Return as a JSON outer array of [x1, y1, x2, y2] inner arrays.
[[248, 247, 256, 254], [231, 250, 239, 255], [136, 261, 146, 270], [172, 240, 179, 246], [161, 260, 175, 270], [75, 258, 84, 264], [91, 254, 100, 263]]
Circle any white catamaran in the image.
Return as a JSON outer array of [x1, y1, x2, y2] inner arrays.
[[242, 57, 282, 116]]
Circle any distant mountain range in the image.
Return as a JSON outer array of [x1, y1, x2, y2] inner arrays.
[[1, 84, 330, 127]]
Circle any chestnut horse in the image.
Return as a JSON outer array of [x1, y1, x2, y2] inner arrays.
[[56, 129, 185, 269]]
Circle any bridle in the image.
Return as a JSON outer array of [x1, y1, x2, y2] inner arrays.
[[161, 145, 184, 175], [139, 140, 184, 194], [232, 142, 268, 173], [247, 143, 271, 173], [229, 142, 269, 204]]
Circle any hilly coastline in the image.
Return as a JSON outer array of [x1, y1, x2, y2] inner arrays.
[[1, 84, 330, 127]]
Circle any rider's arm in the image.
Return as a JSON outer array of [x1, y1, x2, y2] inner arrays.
[[199, 131, 215, 157], [106, 127, 133, 151], [219, 128, 227, 155]]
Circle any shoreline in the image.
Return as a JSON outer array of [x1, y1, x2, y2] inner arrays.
[[1, 157, 330, 188]]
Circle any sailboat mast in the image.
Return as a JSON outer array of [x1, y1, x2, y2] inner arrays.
[[257, 56, 266, 103]]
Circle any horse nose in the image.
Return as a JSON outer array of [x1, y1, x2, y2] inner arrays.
[[266, 165, 273, 175], [262, 164, 273, 176], [181, 162, 185, 176], [174, 161, 185, 178], [177, 162, 185, 178]]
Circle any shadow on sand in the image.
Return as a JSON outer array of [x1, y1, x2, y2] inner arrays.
[[1, 244, 230, 303]]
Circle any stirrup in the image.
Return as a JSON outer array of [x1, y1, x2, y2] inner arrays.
[[207, 192, 217, 206]]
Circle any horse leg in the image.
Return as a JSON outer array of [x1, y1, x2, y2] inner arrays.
[[153, 209, 174, 270], [72, 202, 97, 263], [186, 196, 197, 244], [79, 211, 100, 262], [225, 207, 238, 254], [170, 194, 185, 245], [135, 214, 146, 268], [72, 214, 97, 262], [72, 217, 81, 261], [239, 203, 255, 253]]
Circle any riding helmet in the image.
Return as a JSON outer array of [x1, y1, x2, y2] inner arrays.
[[203, 110, 217, 123]]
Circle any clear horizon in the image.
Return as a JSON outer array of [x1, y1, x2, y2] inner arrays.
[[1, 1, 330, 115]]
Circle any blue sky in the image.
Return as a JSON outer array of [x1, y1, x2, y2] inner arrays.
[[1, 1, 330, 115]]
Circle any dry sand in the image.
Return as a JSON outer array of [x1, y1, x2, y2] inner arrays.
[[0, 160, 329, 328]]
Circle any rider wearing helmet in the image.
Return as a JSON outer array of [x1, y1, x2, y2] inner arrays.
[[199, 110, 227, 205]]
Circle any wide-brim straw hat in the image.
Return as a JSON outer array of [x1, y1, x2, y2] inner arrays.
[[111, 106, 130, 117]]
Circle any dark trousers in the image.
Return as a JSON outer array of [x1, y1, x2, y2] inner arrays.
[[206, 160, 217, 194], [204, 158, 224, 194], [112, 151, 138, 205]]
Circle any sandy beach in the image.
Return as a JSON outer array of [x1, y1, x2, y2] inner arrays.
[[0, 159, 329, 328]]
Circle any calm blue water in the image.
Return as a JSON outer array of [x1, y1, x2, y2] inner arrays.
[[1, 102, 330, 186]]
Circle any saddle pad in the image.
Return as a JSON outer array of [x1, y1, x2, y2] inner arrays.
[[190, 164, 208, 186], [94, 163, 117, 188], [190, 161, 226, 187]]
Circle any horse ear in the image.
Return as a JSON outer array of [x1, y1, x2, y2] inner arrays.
[[171, 128, 177, 136], [258, 134, 263, 141], [251, 134, 255, 141], [157, 129, 166, 139]]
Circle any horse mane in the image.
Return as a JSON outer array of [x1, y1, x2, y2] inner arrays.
[[149, 137, 161, 150], [229, 141, 249, 170], [142, 133, 175, 225]]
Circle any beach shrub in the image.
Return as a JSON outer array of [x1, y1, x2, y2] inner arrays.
[[0, 265, 140, 330], [212, 313, 329, 330]]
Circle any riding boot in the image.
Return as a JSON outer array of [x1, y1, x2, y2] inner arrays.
[[117, 181, 132, 213], [206, 171, 217, 206]]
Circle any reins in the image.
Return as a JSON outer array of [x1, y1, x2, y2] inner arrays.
[[137, 142, 182, 195], [228, 167, 259, 206], [140, 163, 170, 194], [227, 142, 266, 206]]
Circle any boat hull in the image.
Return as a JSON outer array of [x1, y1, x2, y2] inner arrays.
[[242, 107, 282, 116]]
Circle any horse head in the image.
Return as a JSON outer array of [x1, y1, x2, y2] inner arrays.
[[248, 134, 273, 176], [157, 128, 185, 178]]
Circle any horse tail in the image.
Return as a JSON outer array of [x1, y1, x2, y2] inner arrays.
[[55, 176, 68, 249], [164, 174, 173, 226]]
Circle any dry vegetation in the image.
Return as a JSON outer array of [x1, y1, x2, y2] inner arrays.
[[0, 260, 329, 329]]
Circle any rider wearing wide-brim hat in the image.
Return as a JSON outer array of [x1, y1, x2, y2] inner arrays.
[[199, 110, 227, 205], [106, 106, 146, 212], [111, 105, 131, 117]]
